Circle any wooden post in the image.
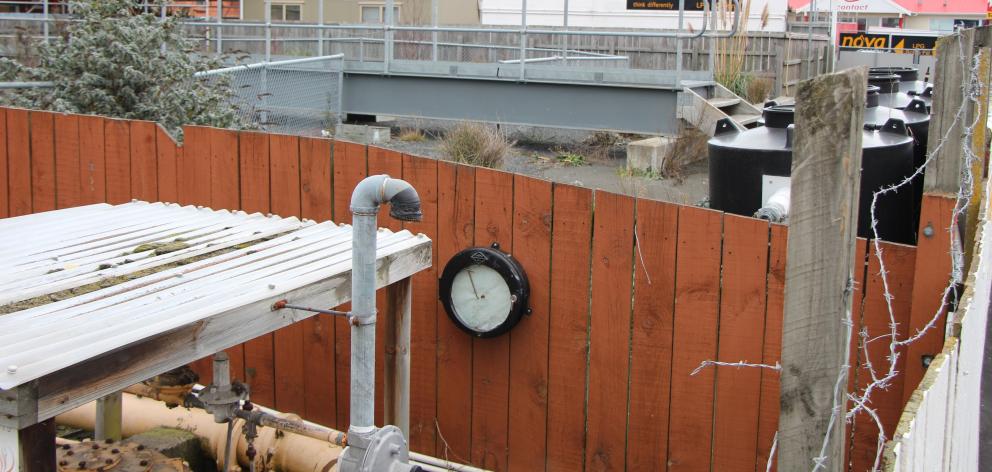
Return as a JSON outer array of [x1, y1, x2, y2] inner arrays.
[[965, 27, 992, 270], [383, 277, 411, 437], [903, 27, 989, 401], [773, 46, 784, 98], [923, 28, 976, 195], [94, 392, 122, 441], [18, 419, 55, 472], [778, 66, 867, 472]]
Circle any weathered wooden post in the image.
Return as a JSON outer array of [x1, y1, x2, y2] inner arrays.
[[904, 26, 992, 401], [778, 66, 867, 471]]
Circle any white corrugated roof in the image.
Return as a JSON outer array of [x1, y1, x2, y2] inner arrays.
[[0, 202, 432, 390]]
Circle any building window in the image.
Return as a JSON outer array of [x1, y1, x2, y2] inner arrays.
[[360, 4, 401, 24], [880, 17, 900, 28], [271, 3, 302, 21]]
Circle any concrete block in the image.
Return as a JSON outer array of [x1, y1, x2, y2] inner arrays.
[[335, 123, 392, 144], [129, 427, 210, 471], [626, 136, 675, 173]]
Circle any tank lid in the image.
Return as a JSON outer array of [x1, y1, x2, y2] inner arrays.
[[868, 73, 901, 94], [869, 66, 919, 82], [762, 105, 795, 128], [866, 85, 880, 108]]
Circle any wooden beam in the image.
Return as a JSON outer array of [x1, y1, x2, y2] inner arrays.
[[778, 66, 867, 472], [22, 242, 429, 425], [383, 277, 412, 437]]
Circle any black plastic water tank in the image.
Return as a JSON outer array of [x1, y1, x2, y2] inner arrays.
[[869, 72, 933, 112], [708, 104, 917, 243], [869, 66, 931, 94], [865, 85, 930, 234]]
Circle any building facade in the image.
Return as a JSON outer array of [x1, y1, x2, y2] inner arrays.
[[243, 0, 480, 24], [478, 0, 791, 32], [790, 0, 987, 33]]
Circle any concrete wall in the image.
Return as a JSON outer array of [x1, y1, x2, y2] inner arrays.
[[243, 0, 479, 24], [478, 0, 789, 32]]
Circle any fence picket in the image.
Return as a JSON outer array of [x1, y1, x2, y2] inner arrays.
[[29, 111, 55, 212], [470, 167, 514, 471], [402, 154, 439, 454], [8, 108, 31, 215], [627, 198, 678, 471], [586, 190, 636, 472], [668, 206, 723, 471]]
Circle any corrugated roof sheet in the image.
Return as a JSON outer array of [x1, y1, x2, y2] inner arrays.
[[0, 202, 431, 390]]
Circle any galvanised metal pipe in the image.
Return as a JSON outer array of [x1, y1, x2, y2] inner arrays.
[[347, 175, 422, 451]]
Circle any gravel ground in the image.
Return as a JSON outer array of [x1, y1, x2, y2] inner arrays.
[[368, 118, 711, 207]]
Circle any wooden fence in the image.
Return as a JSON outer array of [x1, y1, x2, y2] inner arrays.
[[0, 107, 945, 471]]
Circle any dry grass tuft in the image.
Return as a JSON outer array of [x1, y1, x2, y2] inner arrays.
[[398, 128, 427, 142], [440, 122, 513, 169], [660, 126, 709, 183], [745, 76, 774, 104]]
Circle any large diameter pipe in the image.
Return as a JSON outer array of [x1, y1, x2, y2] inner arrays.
[[56, 393, 343, 471], [347, 175, 422, 448]]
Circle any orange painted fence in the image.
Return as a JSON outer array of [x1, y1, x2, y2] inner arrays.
[[0, 108, 944, 471]]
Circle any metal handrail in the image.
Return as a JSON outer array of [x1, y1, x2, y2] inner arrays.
[[194, 53, 344, 77]]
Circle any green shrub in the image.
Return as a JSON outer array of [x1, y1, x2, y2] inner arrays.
[[0, 0, 238, 139]]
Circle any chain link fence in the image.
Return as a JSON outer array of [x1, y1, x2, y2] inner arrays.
[[195, 54, 344, 136]]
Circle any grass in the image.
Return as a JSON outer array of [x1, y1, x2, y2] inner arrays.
[[439, 122, 513, 169], [714, 0, 763, 98], [398, 128, 427, 142]]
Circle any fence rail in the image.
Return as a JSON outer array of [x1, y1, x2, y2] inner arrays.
[[0, 107, 948, 470]]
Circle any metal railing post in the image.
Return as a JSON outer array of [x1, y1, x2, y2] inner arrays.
[[42, 0, 49, 44], [337, 58, 345, 124], [217, 0, 223, 54], [384, 0, 394, 73], [318, 0, 324, 55], [562, 0, 569, 62], [160, 0, 167, 53], [676, 0, 684, 87], [262, 0, 271, 127], [431, 0, 438, 61], [519, 0, 527, 80]]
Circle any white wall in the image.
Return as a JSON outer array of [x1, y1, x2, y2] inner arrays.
[[479, 0, 789, 32]]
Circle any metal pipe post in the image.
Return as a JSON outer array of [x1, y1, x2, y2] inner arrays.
[[431, 0, 438, 61], [349, 210, 377, 434], [519, 0, 527, 80], [385, 0, 394, 73], [336, 58, 344, 124]]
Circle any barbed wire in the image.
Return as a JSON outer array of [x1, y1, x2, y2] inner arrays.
[[846, 31, 983, 471], [690, 30, 986, 472]]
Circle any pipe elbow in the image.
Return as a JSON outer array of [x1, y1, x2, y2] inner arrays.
[[350, 174, 423, 222]]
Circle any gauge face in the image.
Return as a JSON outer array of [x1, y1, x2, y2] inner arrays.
[[439, 246, 530, 338], [450, 265, 513, 333]]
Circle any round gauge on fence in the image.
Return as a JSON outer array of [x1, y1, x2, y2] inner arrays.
[[439, 244, 530, 338]]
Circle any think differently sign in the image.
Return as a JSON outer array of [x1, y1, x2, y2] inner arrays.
[[627, 0, 723, 11]]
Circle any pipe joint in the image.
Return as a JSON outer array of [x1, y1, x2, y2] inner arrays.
[[349, 310, 377, 326], [351, 175, 423, 223]]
